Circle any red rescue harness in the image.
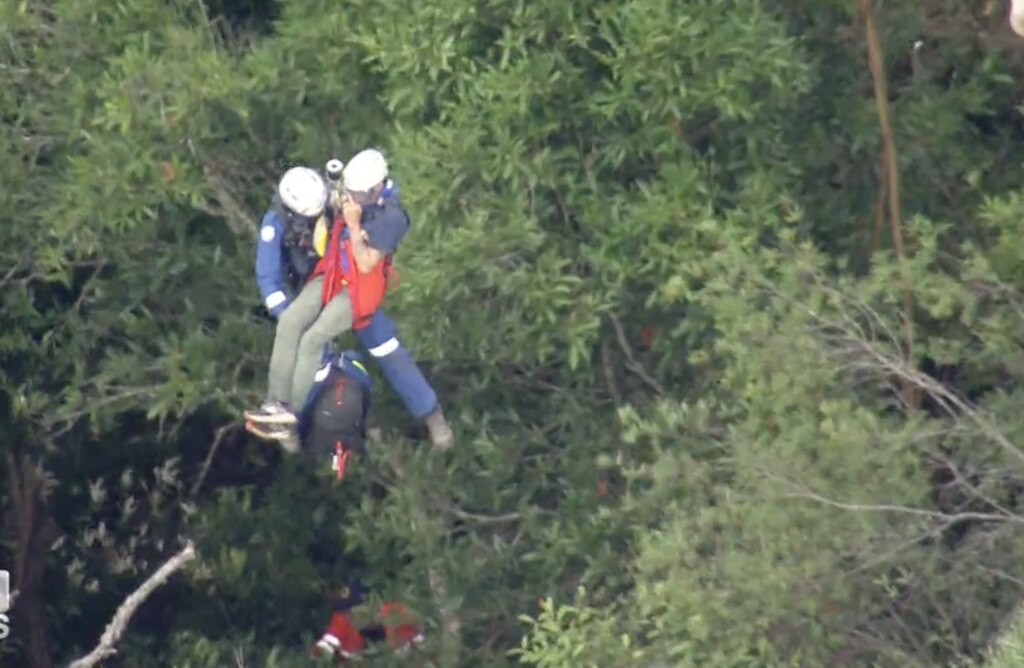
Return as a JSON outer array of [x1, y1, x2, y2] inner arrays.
[[311, 213, 395, 330]]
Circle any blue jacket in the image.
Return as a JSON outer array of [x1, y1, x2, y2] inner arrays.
[[255, 197, 319, 318]]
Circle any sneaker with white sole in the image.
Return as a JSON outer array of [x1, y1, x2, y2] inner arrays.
[[245, 399, 298, 425]]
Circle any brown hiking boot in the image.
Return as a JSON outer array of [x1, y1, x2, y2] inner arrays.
[[424, 407, 454, 451]]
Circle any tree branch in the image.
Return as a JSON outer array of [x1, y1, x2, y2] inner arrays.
[[758, 265, 1024, 472], [812, 305, 1024, 470], [608, 313, 665, 395], [441, 503, 520, 525], [858, 0, 918, 409], [45, 388, 154, 441], [191, 422, 242, 496], [750, 270, 1024, 557], [199, 163, 261, 240], [928, 447, 1016, 519], [762, 469, 1022, 526], [600, 340, 624, 406], [67, 541, 197, 668]]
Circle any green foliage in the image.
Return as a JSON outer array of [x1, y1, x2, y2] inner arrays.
[[5, 0, 1024, 666]]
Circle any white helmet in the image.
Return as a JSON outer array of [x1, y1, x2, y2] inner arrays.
[[278, 166, 328, 217], [342, 149, 388, 193]]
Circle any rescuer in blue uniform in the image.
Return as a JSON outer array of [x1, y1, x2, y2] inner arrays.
[[248, 155, 453, 450]]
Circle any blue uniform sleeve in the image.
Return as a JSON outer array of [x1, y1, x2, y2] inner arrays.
[[255, 210, 290, 318], [364, 207, 409, 255]]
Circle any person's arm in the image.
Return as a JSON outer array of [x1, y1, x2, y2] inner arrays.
[[343, 202, 409, 273], [254, 211, 290, 317]]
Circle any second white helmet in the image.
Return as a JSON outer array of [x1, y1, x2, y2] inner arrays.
[[278, 166, 328, 217], [342, 149, 388, 193]]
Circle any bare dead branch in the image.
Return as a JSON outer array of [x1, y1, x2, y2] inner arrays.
[[608, 313, 665, 395], [67, 541, 197, 668], [929, 447, 1016, 519], [763, 469, 1022, 526], [827, 321, 1024, 469], [190, 422, 242, 496], [783, 488, 1017, 525], [763, 271, 1024, 470]]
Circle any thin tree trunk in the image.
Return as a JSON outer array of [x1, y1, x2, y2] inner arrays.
[[859, 0, 920, 409]]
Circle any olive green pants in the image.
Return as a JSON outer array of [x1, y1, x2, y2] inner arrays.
[[266, 276, 353, 408]]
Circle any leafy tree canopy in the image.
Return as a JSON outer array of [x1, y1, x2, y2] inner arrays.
[[4, 1, 1024, 666]]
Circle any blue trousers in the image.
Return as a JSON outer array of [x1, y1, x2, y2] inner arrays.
[[353, 311, 438, 419]]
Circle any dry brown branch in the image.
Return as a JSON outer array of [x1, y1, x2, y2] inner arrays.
[[67, 541, 197, 668]]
